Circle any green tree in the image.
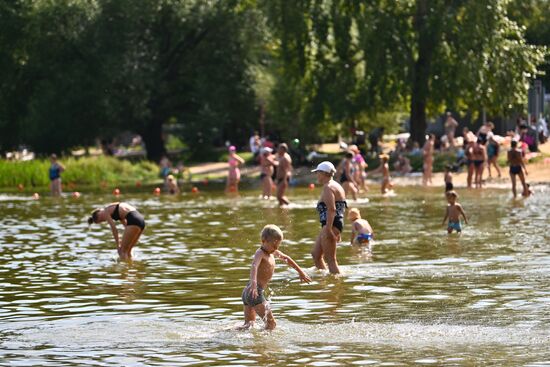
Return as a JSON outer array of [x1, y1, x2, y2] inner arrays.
[[0, 0, 262, 161], [262, 0, 546, 145], [0, 1, 32, 151], [508, 0, 550, 89]]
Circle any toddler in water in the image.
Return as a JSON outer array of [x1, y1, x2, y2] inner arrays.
[[348, 208, 374, 247], [442, 190, 468, 234], [166, 174, 180, 194], [240, 224, 311, 330]]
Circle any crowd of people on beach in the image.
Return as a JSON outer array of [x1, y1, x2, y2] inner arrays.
[[382, 113, 544, 198]]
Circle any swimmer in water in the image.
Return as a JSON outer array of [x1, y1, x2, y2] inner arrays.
[[239, 224, 311, 330], [88, 202, 146, 260]]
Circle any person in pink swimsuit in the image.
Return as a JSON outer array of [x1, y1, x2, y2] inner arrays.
[[226, 145, 245, 193]]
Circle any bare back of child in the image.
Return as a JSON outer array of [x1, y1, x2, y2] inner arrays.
[[348, 208, 374, 247]]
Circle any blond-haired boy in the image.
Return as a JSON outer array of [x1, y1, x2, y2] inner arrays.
[[240, 224, 311, 330]]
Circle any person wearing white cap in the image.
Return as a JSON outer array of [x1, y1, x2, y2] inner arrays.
[[311, 161, 347, 275], [259, 147, 278, 199]]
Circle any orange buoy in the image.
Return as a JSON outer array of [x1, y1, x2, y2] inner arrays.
[[191, 186, 199, 193], [32, 193, 40, 200], [113, 188, 121, 196], [72, 191, 81, 198], [153, 187, 161, 195], [308, 183, 315, 190], [17, 184, 24, 192]]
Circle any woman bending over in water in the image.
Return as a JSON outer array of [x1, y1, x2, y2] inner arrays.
[[88, 202, 146, 260]]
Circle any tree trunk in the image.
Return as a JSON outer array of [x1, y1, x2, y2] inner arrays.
[[141, 118, 166, 162], [410, 59, 428, 146], [409, 0, 442, 146]]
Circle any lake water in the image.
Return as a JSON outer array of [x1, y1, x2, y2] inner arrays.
[[0, 185, 549, 366]]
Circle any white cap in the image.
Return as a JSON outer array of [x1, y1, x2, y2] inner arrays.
[[311, 161, 336, 174], [261, 147, 273, 154]]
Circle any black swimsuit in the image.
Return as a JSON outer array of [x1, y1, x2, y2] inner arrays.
[[316, 200, 347, 232], [111, 203, 146, 230], [111, 203, 121, 220], [339, 172, 348, 183], [510, 165, 522, 175]]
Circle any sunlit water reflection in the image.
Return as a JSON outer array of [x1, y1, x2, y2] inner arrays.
[[0, 185, 549, 366]]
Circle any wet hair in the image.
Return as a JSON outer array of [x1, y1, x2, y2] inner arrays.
[[87, 209, 101, 225], [345, 151, 354, 159], [446, 190, 458, 199], [261, 224, 284, 242], [50, 154, 57, 160], [511, 140, 518, 148], [444, 164, 453, 171]]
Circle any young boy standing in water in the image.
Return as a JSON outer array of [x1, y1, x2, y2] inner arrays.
[[442, 190, 468, 234], [240, 224, 311, 330]]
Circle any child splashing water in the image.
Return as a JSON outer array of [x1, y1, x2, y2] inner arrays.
[[239, 225, 311, 330]]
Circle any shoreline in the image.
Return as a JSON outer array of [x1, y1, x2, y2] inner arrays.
[[386, 161, 550, 188], [2, 161, 549, 194]]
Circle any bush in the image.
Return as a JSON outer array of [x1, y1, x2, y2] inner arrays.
[[0, 156, 159, 189]]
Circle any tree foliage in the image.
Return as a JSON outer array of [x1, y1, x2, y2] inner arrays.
[[0, 0, 547, 157], [0, 0, 261, 160], [262, 0, 547, 145]]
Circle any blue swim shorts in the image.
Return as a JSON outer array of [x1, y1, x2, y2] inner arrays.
[[448, 221, 462, 232], [354, 233, 373, 245]]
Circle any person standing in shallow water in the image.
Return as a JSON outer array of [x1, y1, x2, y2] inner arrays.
[[88, 202, 146, 261], [422, 134, 435, 186], [311, 161, 347, 275], [226, 146, 245, 194], [507, 140, 528, 197], [49, 154, 65, 196], [239, 224, 311, 330], [275, 143, 292, 206], [471, 140, 487, 188], [259, 147, 278, 199]]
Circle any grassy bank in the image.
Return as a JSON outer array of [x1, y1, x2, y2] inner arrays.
[[0, 156, 159, 190]]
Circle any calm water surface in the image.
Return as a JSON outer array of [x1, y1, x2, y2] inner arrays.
[[0, 184, 549, 366]]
